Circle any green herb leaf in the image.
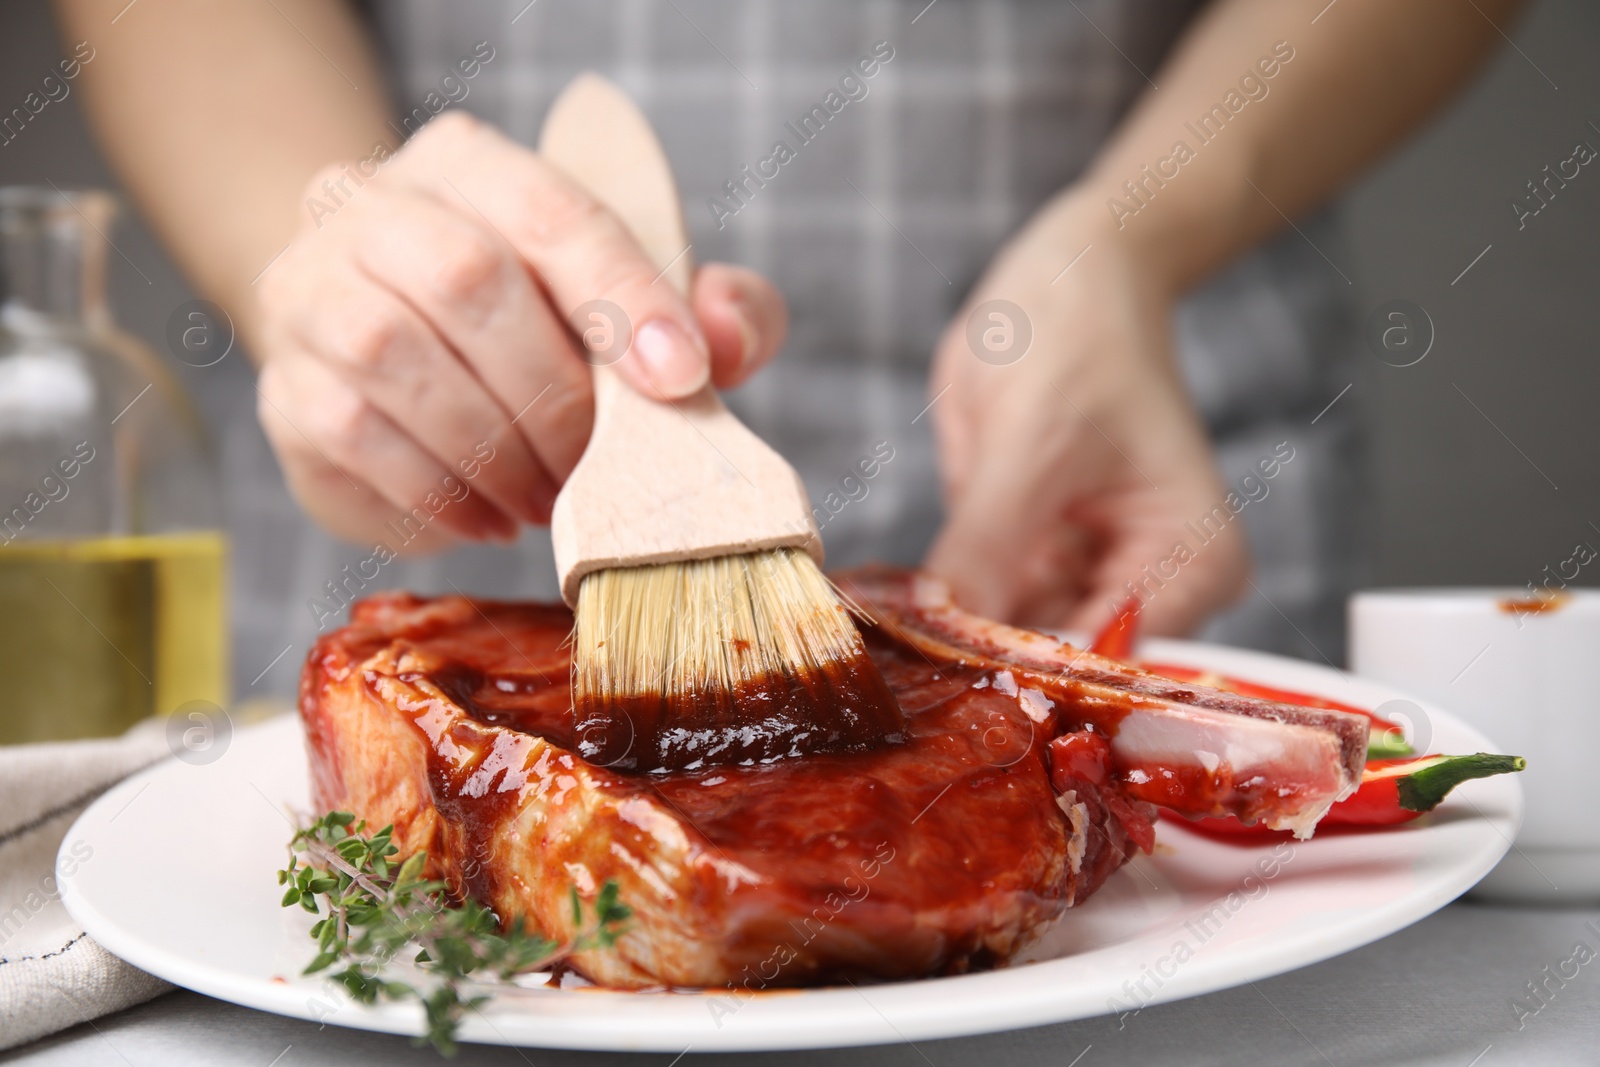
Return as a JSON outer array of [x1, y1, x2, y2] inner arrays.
[[276, 810, 630, 1057], [305, 950, 339, 975]]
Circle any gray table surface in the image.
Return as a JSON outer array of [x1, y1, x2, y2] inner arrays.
[[5, 902, 1597, 1067]]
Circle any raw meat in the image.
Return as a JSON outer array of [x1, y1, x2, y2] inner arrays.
[[298, 568, 1360, 988]]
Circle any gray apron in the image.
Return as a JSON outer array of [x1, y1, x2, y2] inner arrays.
[[223, 0, 1362, 702]]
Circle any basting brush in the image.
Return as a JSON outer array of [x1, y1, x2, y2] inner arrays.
[[539, 74, 904, 773]]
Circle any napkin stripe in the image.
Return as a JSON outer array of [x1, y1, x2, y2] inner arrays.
[[0, 780, 129, 851], [0, 933, 89, 968]]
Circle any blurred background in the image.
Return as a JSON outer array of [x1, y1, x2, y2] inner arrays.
[[0, 0, 1595, 703]]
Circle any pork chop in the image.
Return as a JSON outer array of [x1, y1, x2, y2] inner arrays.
[[299, 568, 1361, 988]]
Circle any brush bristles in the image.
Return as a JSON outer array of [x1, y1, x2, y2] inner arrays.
[[572, 547, 864, 704]]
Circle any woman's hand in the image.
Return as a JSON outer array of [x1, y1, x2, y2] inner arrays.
[[254, 112, 787, 549], [924, 192, 1248, 637]]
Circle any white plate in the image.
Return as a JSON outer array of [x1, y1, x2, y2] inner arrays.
[[59, 638, 1522, 1053]]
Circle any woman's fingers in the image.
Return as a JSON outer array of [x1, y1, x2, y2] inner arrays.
[[278, 262, 561, 525], [1061, 513, 1249, 639], [926, 329, 980, 504], [925, 416, 1106, 622], [1059, 436, 1250, 638], [691, 262, 788, 388], [255, 117, 795, 549], [257, 355, 517, 546], [351, 183, 596, 483], [921, 191, 1257, 639], [391, 113, 712, 400]]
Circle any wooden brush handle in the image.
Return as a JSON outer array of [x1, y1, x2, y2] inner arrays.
[[539, 74, 821, 605]]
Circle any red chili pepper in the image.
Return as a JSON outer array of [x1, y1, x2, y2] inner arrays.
[[1169, 752, 1526, 837], [1334, 753, 1527, 824], [1082, 600, 1523, 836], [1089, 597, 1142, 660]]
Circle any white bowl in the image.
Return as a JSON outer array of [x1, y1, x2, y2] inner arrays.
[[1350, 588, 1600, 904]]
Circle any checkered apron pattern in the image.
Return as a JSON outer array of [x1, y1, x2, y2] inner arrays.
[[221, 0, 1363, 702]]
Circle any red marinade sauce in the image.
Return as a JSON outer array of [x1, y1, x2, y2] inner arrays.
[[1500, 592, 1568, 615], [360, 597, 1078, 943], [1051, 731, 1110, 785], [572, 651, 908, 774]]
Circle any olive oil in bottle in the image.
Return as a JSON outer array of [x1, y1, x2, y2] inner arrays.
[[0, 188, 225, 743], [0, 533, 226, 743]]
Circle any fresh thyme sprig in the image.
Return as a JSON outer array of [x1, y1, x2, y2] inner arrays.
[[277, 811, 631, 1056]]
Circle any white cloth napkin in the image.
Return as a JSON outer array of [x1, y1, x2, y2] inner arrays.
[[0, 721, 175, 1050]]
